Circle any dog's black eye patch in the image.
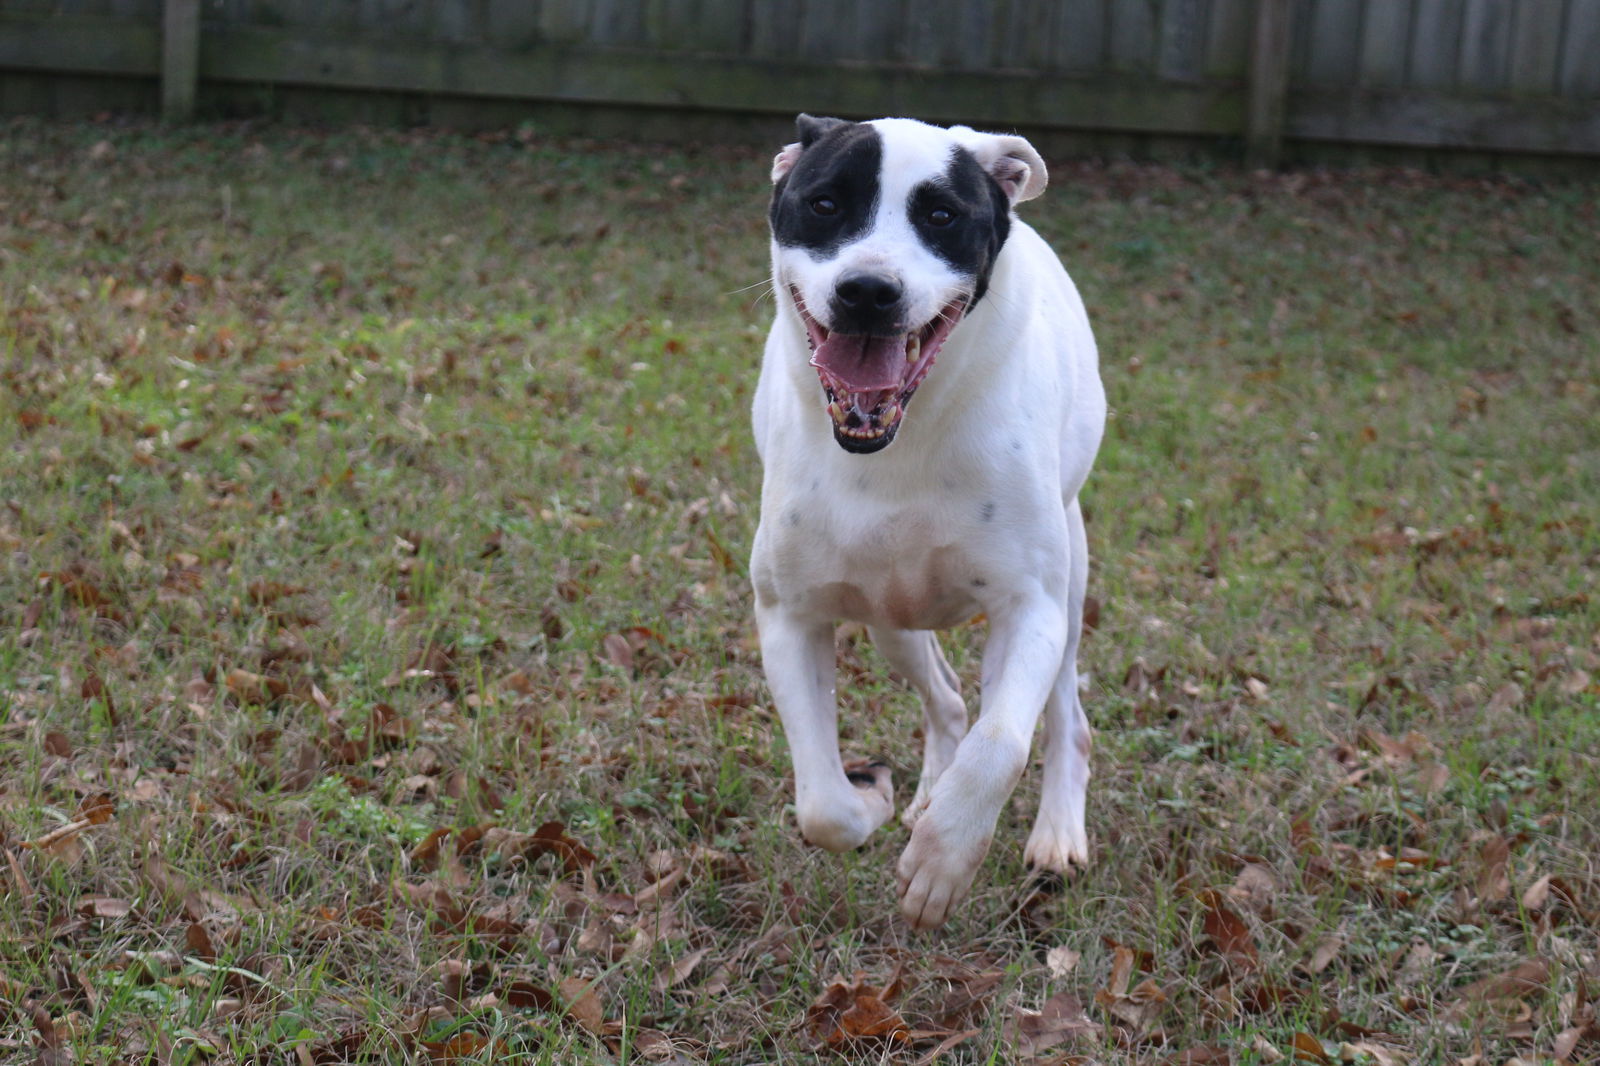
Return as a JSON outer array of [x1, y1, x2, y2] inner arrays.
[[770, 123, 882, 259], [908, 146, 1011, 302]]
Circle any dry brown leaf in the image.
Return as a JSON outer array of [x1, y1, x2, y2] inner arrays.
[[185, 921, 217, 961], [1342, 1042, 1411, 1066], [1230, 862, 1278, 910], [1162, 1047, 1231, 1065], [226, 667, 287, 704], [501, 979, 554, 1011], [22, 817, 98, 860], [1046, 945, 1082, 978], [1199, 888, 1259, 968], [601, 632, 634, 670], [76, 894, 131, 919], [1447, 957, 1550, 1017], [1011, 989, 1100, 1055], [1291, 1031, 1332, 1063], [1095, 976, 1166, 1032], [420, 1031, 502, 1062], [1487, 681, 1524, 715], [559, 975, 607, 1037], [807, 973, 910, 1048], [654, 945, 711, 992], [911, 1028, 981, 1066], [1475, 836, 1511, 902], [1305, 934, 1344, 975], [5, 848, 35, 901]]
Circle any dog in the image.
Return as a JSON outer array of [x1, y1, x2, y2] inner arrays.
[[749, 115, 1107, 929]]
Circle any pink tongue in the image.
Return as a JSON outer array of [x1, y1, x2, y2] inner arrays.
[[810, 333, 907, 391]]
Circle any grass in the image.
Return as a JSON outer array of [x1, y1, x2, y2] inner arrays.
[[1, 117, 1597, 1064]]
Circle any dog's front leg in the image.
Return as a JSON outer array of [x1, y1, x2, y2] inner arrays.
[[757, 605, 895, 851], [895, 592, 1067, 928]]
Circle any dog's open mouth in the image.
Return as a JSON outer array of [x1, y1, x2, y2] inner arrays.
[[792, 288, 967, 454]]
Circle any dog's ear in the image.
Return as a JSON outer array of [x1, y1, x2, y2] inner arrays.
[[771, 114, 850, 184], [796, 114, 848, 147], [950, 128, 1048, 205]]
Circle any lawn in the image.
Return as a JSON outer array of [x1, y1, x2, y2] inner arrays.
[[1, 118, 1597, 1065]]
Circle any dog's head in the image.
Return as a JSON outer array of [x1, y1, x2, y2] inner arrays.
[[769, 115, 1046, 454]]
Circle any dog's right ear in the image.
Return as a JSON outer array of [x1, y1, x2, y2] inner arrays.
[[771, 114, 849, 184]]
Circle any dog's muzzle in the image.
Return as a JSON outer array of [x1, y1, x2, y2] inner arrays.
[[792, 287, 968, 454]]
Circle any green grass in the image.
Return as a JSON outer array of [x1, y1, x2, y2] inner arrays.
[[2, 118, 1598, 1064]]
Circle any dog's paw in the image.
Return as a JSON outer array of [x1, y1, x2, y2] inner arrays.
[[896, 812, 990, 930], [842, 757, 895, 821], [1022, 812, 1090, 875], [797, 759, 895, 851], [899, 785, 930, 829]]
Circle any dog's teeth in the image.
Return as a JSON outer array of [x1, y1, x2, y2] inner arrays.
[[827, 401, 845, 423], [906, 334, 920, 362]]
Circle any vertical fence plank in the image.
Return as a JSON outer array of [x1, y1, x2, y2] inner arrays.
[[1409, 0, 1463, 89], [1204, 0, 1253, 78], [1053, 0, 1107, 72], [487, 0, 543, 49], [1107, 0, 1158, 73], [161, 0, 199, 122], [996, 0, 1059, 72], [539, 0, 589, 46], [749, 3, 804, 60], [1458, 0, 1513, 91], [1246, 0, 1292, 167], [1159, 0, 1208, 80], [1508, 0, 1564, 94], [1304, 0, 1362, 86], [1358, 0, 1412, 87], [1561, 0, 1600, 96]]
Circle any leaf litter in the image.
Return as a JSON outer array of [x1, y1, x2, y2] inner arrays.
[[2, 123, 1598, 1063]]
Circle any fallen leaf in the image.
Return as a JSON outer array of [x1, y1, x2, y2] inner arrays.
[[601, 633, 634, 670], [1291, 1031, 1332, 1063], [76, 894, 131, 919], [807, 973, 910, 1048], [1046, 945, 1082, 978], [1199, 888, 1259, 968], [502, 979, 555, 1011], [560, 975, 607, 1037], [654, 945, 710, 991], [1305, 934, 1344, 975], [1162, 1047, 1231, 1065], [1010, 989, 1100, 1055], [226, 667, 287, 704], [1475, 836, 1511, 902]]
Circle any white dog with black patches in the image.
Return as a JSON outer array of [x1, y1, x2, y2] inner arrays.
[[749, 115, 1107, 929]]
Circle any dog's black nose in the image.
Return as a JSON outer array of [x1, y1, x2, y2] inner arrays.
[[834, 272, 903, 313]]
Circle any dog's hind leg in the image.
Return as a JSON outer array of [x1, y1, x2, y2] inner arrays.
[[868, 628, 967, 828], [757, 606, 895, 851], [1024, 496, 1092, 873]]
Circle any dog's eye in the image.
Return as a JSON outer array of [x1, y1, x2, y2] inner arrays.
[[810, 197, 839, 216], [927, 208, 955, 227]]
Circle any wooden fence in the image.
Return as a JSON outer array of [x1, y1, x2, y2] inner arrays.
[[2, 0, 1599, 164]]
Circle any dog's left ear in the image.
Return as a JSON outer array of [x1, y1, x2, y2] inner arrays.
[[950, 128, 1048, 205], [771, 114, 850, 184]]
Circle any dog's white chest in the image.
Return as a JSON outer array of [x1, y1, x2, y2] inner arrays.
[[753, 499, 985, 631]]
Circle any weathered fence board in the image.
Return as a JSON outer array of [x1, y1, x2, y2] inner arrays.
[[1409, 0, 1465, 89], [1562, 0, 1600, 97], [1508, 0, 1564, 95], [2, 0, 1597, 162], [1358, 2, 1413, 89]]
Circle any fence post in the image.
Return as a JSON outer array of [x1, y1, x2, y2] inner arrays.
[[162, 0, 200, 122], [1245, 0, 1292, 168]]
